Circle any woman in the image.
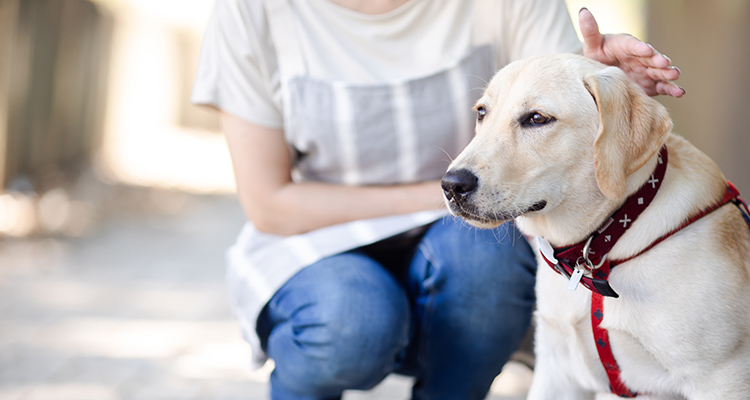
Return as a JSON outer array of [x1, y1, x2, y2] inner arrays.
[[192, 1, 682, 398]]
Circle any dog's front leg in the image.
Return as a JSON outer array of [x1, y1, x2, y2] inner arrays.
[[526, 361, 595, 400], [526, 320, 596, 400]]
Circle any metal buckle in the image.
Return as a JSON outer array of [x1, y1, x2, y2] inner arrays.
[[578, 236, 607, 275]]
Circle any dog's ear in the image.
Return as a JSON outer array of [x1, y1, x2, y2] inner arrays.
[[584, 66, 672, 199]]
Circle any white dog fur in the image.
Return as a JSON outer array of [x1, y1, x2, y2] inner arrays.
[[443, 54, 750, 399]]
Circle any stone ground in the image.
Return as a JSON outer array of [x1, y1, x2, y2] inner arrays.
[[0, 190, 532, 400]]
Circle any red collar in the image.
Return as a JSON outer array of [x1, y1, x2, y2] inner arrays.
[[539, 145, 669, 298]]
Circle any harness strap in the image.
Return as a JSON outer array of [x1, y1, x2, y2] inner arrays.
[[732, 180, 750, 227], [612, 181, 747, 266], [591, 286, 638, 398]]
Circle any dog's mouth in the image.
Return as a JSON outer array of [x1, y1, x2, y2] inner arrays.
[[526, 200, 548, 213], [447, 199, 547, 224]]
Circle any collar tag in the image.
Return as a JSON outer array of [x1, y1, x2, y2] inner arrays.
[[567, 268, 584, 291]]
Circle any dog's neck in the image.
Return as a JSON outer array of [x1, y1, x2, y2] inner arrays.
[[516, 152, 661, 248]]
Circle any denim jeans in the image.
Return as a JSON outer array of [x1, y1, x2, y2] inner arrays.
[[256, 216, 537, 400]]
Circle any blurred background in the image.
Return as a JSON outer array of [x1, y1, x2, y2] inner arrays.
[[0, 0, 747, 399]]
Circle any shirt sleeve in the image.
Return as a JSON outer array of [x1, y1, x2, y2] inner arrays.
[[493, 0, 583, 67], [191, 0, 284, 129]]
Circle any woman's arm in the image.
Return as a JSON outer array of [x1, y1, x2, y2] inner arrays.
[[221, 111, 445, 236]]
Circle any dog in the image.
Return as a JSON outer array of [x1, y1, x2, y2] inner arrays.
[[441, 53, 750, 399]]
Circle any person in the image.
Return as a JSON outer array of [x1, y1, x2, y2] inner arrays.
[[191, 1, 683, 399]]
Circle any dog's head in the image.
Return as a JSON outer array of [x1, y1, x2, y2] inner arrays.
[[442, 54, 672, 230]]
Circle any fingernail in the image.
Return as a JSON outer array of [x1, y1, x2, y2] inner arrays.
[[680, 86, 686, 95], [669, 66, 681, 74], [663, 54, 673, 64], [579, 7, 588, 14]]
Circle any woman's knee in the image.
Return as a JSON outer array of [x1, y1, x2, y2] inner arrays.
[[410, 218, 537, 342], [262, 251, 411, 393], [416, 218, 536, 294]]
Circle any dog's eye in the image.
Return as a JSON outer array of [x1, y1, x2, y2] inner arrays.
[[522, 112, 554, 127], [476, 106, 486, 122]]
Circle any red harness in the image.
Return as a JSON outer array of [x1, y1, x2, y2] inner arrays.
[[538, 145, 750, 397]]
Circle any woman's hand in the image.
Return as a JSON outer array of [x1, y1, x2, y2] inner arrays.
[[579, 8, 685, 98]]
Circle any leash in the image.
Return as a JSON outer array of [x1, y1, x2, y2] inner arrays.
[[538, 145, 750, 397]]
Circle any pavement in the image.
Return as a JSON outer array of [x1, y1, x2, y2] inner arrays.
[[0, 188, 532, 400]]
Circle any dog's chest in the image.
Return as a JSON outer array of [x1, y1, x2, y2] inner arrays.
[[535, 258, 593, 323], [534, 267, 606, 389], [534, 262, 669, 392]]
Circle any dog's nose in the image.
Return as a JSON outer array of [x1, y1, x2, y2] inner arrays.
[[441, 169, 479, 200]]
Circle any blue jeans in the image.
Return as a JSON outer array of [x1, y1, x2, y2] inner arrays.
[[256, 217, 536, 400]]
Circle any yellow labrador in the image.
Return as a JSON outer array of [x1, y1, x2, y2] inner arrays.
[[442, 54, 750, 399]]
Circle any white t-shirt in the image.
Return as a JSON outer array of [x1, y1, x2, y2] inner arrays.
[[191, 0, 581, 128]]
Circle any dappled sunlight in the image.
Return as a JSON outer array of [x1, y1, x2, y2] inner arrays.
[[97, 126, 235, 195], [0, 190, 96, 237], [0, 192, 36, 237], [89, 0, 235, 194]]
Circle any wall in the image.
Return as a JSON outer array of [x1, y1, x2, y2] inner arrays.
[[0, 0, 111, 192], [648, 0, 750, 194]]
